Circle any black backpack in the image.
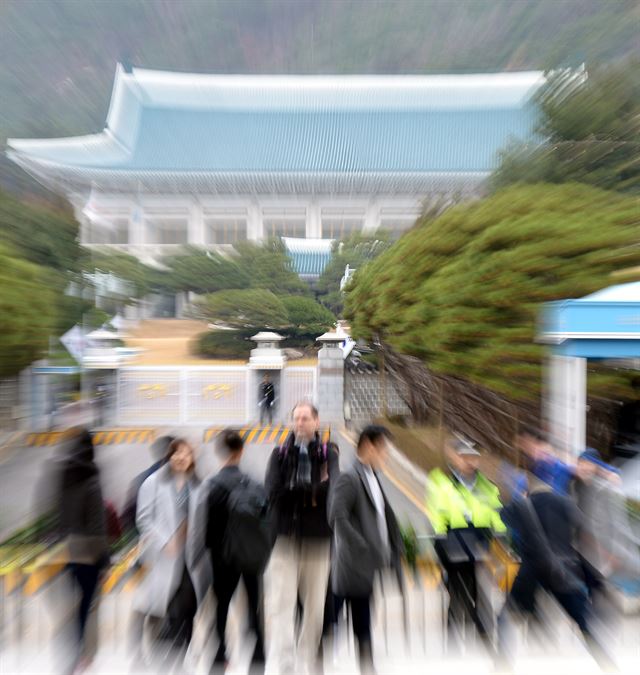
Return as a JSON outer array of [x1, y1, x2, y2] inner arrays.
[[223, 475, 274, 574]]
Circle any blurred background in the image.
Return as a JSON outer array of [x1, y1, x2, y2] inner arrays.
[[0, 1, 638, 673]]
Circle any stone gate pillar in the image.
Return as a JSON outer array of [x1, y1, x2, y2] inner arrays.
[[316, 330, 345, 425]]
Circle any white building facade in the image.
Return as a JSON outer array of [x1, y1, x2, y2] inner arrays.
[[7, 65, 544, 268]]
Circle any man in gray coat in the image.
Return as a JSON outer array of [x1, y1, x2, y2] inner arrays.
[[329, 425, 403, 674]]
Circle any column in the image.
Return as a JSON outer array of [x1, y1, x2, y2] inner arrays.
[[316, 338, 345, 425], [189, 199, 205, 246], [247, 200, 262, 242], [363, 198, 379, 233], [307, 200, 322, 239], [546, 354, 587, 460]]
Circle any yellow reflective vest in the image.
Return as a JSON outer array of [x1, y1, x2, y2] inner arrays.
[[425, 467, 506, 536]]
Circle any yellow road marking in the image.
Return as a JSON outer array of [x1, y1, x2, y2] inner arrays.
[[279, 428, 290, 445], [246, 426, 261, 443], [268, 424, 282, 443], [93, 431, 105, 445], [116, 431, 126, 444], [257, 425, 271, 444], [104, 431, 116, 445]]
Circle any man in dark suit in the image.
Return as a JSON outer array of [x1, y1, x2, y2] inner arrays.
[[328, 425, 403, 674]]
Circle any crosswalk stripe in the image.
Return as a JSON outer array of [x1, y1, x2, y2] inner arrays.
[[257, 425, 271, 444], [246, 427, 260, 443], [268, 424, 281, 443]]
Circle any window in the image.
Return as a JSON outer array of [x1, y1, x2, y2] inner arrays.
[[205, 218, 248, 245], [262, 207, 306, 239], [84, 211, 129, 245], [321, 207, 364, 240], [379, 219, 417, 240], [145, 212, 189, 246]]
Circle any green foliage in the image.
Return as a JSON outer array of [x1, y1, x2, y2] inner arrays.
[[492, 62, 640, 194], [346, 183, 640, 402], [195, 288, 289, 331], [234, 240, 311, 297], [0, 243, 56, 376], [163, 247, 251, 294], [193, 329, 253, 360], [316, 232, 392, 315], [400, 523, 418, 571], [281, 296, 335, 338], [88, 251, 154, 299], [0, 189, 80, 272]]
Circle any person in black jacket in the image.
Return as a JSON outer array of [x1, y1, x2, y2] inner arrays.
[[205, 429, 265, 673], [264, 401, 339, 675], [498, 472, 613, 669], [56, 428, 109, 674], [329, 425, 403, 674], [258, 373, 276, 425]]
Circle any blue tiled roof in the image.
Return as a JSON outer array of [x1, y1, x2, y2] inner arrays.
[[6, 66, 545, 193], [283, 238, 334, 278]]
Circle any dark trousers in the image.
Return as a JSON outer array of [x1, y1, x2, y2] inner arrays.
[[211, 558, 264, 668], [68, 563, 101, 648], [435, 529, 490, 636], [508, 562, 590, 633], [260, 404, 273, 425], [158, 566, 198, 650]]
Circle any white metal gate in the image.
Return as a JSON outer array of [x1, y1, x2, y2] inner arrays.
[[281, 366, 317, 419], [116, 365, 318, 426], [117, 366, 250, 426]]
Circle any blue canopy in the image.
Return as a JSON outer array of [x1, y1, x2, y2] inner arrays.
[[541, 281, 640, 359]]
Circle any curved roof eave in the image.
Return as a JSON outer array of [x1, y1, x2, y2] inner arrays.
[[3, 156, 489, 195]]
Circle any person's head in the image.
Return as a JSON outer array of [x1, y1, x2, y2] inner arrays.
[[217, 428, 244, 464], [516, 427, 551, 462], [445, 435, 481, 479], [166, 438, 195, 475], [150, 435, 176, 464], [64, 427, 95, 464], [357, 425, 393, 471], [292, 401, 320, 443], [576, 448, 601, 483], [263, 373, 270, 383]]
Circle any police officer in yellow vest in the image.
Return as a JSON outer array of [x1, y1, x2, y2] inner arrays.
[[426, 434, 505, 640]]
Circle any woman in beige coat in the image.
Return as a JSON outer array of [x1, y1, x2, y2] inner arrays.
[[134, 438, 212, 662]]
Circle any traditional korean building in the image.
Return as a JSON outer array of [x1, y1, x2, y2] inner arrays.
[[7, 64, 543, 275]]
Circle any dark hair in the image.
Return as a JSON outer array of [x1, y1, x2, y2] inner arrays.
[[219, 428, 244, 454], [150, 435, 176, 462], [292, 401, 319, 419], [166, 438, 194, 469], [518, 426, 546, 442], [357, 425, 393, 453]]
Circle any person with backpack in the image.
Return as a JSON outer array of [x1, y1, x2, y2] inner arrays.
[[264, 401, 340, 675], [498, 472, 614, 669], [203, 429, 268, 674]]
